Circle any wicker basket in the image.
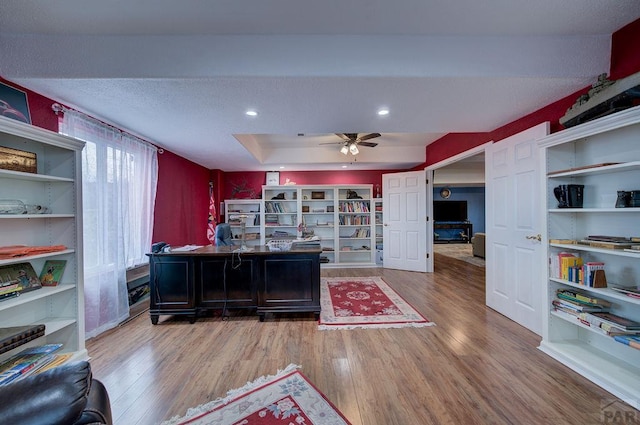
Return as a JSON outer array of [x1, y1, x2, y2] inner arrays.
[[267, 239, 293, 252]]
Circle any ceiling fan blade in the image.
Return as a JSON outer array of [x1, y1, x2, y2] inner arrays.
[[357, 142, 378, 148], [319, 141, 346, 145], [334, 133, 351, 141], [358, 133, 381, 142]]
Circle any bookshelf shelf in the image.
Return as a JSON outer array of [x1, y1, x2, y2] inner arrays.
[[549, 243, 640, 258], [539, 339, 640, 409], [539, 105, 640, 408], [547, 161, 640, 178], [548, 208, 640, 213], [550, 278, 640, 306]]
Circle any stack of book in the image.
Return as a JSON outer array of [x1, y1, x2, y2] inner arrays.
[[0, 282, 20, 302], [578, 235, 638, 250], [0, 343, 63, 385], [552, 289, 640, 345]]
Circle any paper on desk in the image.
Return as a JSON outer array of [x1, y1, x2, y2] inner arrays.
[[170, 245, 203, 252]]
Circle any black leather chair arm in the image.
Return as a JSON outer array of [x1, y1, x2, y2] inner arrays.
[[0, 360, 112, 425]]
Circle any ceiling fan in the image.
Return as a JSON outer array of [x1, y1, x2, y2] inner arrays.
[[321, 133, 381, 155]]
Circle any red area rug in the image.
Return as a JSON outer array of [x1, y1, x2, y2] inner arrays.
[[319, 276, 434, 330], [162, 364, 351, 425]]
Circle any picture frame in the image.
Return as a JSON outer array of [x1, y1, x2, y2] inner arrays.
[[327, 205, 334, 213], [0, 82, 31, 124], [311, 191, 325, 200], [266, 171, 280, 186]]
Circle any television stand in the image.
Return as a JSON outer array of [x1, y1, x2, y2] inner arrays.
[[434, 222, 472, 244]]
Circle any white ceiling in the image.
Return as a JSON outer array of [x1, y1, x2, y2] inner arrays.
[[2, 1, 640, 171]]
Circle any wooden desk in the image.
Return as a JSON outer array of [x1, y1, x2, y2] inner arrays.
[[148, 246, 321, 323]]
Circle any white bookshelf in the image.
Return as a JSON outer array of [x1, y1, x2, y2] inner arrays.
[[538, 105, 640, 409], [260, 185, 376, 267], [0, 115, 86, 362]]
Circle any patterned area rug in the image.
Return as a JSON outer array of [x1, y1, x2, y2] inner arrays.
[[434, 243, 485, 268], [162, 364, 351, 425], [319, 276, 434, 330]]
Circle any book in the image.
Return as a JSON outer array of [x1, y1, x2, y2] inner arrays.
[[33, 353, 73, 375], [578, 239, 634, 249], [0, 343, 62, 385], [560, 256, 583, 281], [584, 235, 632, 242], [548, 239, 576, 245], [556, 289, 612, 308], [550, 252, 576, 279], [0, 324, 46, 355], [590, 312, 640, 331], [39, 260, 67, 286], [613, 335, 640, 350], [609, 285, 640, 299], [552, 299, 608, 313], [582, 262, 605, 287], [0, 262, 42, 293], [0, 290, 19, 302]]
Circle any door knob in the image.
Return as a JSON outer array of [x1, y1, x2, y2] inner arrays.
[[526, 234, 542, 242]]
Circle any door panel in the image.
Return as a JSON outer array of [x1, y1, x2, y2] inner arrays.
[[383, 170, 427, 272], [486, 122, 548, 335]]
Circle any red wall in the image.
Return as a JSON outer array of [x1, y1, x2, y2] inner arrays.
[[423, 18, 640, 167]]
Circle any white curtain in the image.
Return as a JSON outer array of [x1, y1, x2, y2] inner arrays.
[[59, 110, 158, 338]]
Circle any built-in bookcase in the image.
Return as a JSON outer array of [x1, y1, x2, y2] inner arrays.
[[0, 116, 86, 363], [538, 105, 640, 409], [258, 185, 376, 267], [224, 199, 262, 248], [262, 186, 298, 242]]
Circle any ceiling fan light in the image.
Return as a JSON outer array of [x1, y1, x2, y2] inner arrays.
[[340, 145, 349, 155], [349, 143, 359, 155]]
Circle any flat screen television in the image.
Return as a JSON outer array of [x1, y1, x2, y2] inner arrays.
[[433, 200, 467, 222]]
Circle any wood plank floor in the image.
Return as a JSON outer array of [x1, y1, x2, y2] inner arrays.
[[86, 255, 632, 424]]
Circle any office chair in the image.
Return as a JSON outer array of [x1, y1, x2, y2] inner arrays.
[[215, 223, 234, 246]]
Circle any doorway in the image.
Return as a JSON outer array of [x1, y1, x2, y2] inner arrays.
[[427, 145, 487, 269]]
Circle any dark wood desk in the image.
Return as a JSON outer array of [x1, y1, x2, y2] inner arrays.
[[148, 246, 321, 323]]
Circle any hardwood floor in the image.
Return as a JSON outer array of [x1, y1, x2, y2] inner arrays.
[[86, 255, 630, 424]]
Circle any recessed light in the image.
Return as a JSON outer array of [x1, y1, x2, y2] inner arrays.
[[245, 110, 258, 116], [377, 109, 389, 116], [342, 165, 348, 168], [279, 166, 285, 169]]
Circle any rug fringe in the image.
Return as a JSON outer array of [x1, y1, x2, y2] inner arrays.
[[318, 322, 436, 331], [161, 363, 301, 425]]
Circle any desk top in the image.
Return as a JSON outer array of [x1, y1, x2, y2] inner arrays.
[[149, 245, 322, 257]]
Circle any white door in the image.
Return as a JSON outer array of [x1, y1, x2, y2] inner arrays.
[[485, 122, 548, 335], [383, 170, 427, 272]]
